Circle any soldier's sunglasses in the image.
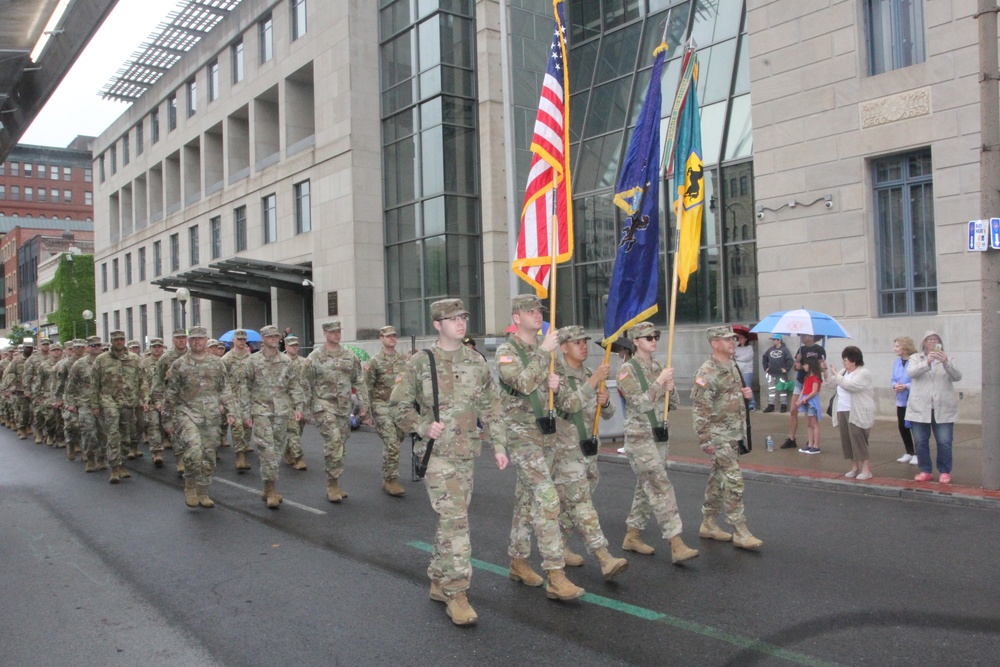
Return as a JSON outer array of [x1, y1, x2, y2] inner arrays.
[[641, 335, 660, 341]]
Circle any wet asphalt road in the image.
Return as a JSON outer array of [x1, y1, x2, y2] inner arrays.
[[3, 424, 999, 667]]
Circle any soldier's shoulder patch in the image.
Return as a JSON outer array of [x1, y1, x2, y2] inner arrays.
[[694, 376, 707, 387], [618, 368, 630, 381], [362, 362, 370, 371], [394, 372, 403, 384], [497, 355, 514, 364]]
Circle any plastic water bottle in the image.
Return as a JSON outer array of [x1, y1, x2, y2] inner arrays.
[[766, 436, 774, 452]]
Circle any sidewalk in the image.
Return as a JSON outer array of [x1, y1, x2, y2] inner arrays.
[[597, 407, 999, 509]]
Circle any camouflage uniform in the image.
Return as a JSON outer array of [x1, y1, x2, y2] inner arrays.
[[0, 354, 11, 425], [366, 346, 408, 481], [222, 345, 253, 454], [151, 344, 187, 456], [390, 338, 507, 597], [24, 347, 49, 439], [141, 351, 167, 455], [91, 339, 144, 469], [240, 345, 306, 483], [52, 347, 80, 455], [31, 353, 59, 444], [166, 349, 236, 488], [306, 339, 368, 483], [691, 355, 749, 526], [8, 351, 32, 432], [284, 347, 310, 462], [617, 352, 683, 539], [66, 345, 102, 464]]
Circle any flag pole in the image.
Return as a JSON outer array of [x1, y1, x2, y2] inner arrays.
[[547, 193, 558, 419], [591, 345, 612, 437]]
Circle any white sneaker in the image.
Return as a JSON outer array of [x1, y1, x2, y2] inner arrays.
[[897, 454, 912, 463], [617, 447, 626, 454], [909, 457, 919, 465]]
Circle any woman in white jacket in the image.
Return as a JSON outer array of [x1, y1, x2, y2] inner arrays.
[[826, 346, 875, 480], [905, 330, 962, 484]]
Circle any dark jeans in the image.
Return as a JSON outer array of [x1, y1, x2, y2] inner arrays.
[[896, 405, 914, 455], [911, 412, 953, 474]]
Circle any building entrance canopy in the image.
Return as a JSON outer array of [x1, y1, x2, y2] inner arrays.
[[152, 258, 313, 304]]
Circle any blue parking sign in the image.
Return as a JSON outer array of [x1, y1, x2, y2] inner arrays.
[[992, 218, 1000, 249]]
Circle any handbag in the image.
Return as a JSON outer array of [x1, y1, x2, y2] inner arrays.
[[825, 394, 834, 417]]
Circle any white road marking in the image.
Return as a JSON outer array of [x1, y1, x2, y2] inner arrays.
[[214, 477, 327, 515]]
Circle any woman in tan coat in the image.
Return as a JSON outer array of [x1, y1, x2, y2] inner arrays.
[[905, 331, 962, 484]]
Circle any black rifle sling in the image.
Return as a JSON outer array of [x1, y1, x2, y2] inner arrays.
[[419, 348, 440, 473]]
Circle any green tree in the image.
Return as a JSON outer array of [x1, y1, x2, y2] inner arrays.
[[38, 254, 96, 343], [6, 324, 31, 346]]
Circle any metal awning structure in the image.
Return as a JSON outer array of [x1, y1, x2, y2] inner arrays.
[[152, 258, 313, 304], [100, 0, 245, 102]]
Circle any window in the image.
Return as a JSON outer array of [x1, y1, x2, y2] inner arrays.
[[235, 205, 247, 251], [0, 162, 4, 175], [171, 298, 181, 330], [169, 233, 180, 271], [125, 307, 134, 340], [139, 304, 148, 342], [153, 239, 162, 277], [110, 146, 117, 174], [85, 191, 93, 206], [84, 167, 92, 183], [865, 0, 925, 75], [98, 156, 105, 183], [874, 149, 936, 315], [101, 263, 108, 292], [154, 301, 163, 338], [259, 15, 273, 63], [125, 253, 133, 285], [11, 186, 18, 200], [123, 134, 130, 165], [136, 122, 144, 155], [187, 79, 197, 116], [24, 163, 32, 178], [210, 216, 222, 259], [113, 310, 121, 331], [63, 166, 71, 181], [232, 39, 245, 83], [38, 188, 46, 202], [38, 164, 46, 179], [151, 108, 160, 143], [138, 247, 146, 282], [0, 185, 5, 199], [24, 187, 32, 202], [294, 180, 311, 233], [189, 225, 200, 266], [63, 190, 72, 203], [191, 297, 202, 326], [208, 60, 219, 102], [168, 93, 178, 130], [103, 313, 109, 339], [262, 194, 277, 243], [51, 166, 60, 180], [292, 0, 307, 40], [10, 162, 18, 176], [112, 258, 120, 289]]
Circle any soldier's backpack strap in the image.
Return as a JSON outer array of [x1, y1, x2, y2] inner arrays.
[[413, 349, 439, 478], [628, 357, 663, 434], [555, 374, 590, 442], [497, 340, 547, 422]]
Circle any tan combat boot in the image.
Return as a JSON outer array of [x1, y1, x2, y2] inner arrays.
[[46, 436, 54, 446], [382, 478, 405, 496], [668, 535, 699, 564], [326, 478, 344, 503], [84, 455, 96, 473], [196, 485, 215, 508], [622, 527, 654, 555], [732, 523, 763, 551], [118, 465, 132, 479], [235, 451, 249, 472], [545, 569, 586, 600], [429, 581, 447, 602], [283, 450, 295, 466], [66, 447, 76, 461], [176, 456, 185, 477], [594, 547, 629, 580], [152, 452, 164, 468], [126, 447, 136, 460], [183, 479, 199, 507], [264, 480, 282, 509], [563, 546, 584, 567], [698, 516, 733, 542], [109, 467, 121, 484], [444, 591, 478, 626], [34, 433, 42, 444], [17, 428, 25, 440], [163, 438, 172, 450], [293, 457, 308, 471], [509, 558, 544, 587], [97, 456, 108, 471]]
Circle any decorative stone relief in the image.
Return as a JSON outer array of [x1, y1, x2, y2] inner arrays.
[[860, 88, 931, 129]]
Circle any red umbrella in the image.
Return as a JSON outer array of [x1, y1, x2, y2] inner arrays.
[[503, 322, 551, 334], [730, 324, 757, 342]]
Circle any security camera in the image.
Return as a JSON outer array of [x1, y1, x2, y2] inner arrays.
[[824, 200, 833, 209], [756, 211, 764, 220]]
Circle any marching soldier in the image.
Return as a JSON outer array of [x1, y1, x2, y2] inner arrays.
[[24, 337, 51, 443], [67, 336, 105, 471], [150, 329, 188, 474], [240, 325, 306, 509], [390, 298, 509, 626], [222, 329, 253, 471], [165, 326, 236, 508], [9, 341, 33, 439], [32, 341, 61, 446], [282, 335, 309, 470], [691, 325, 763, 550], [53, 340, 85, 460], [126, 340, 146, 456], [91, 330, 144, 483], [0, 347, 13, 428], [305, 321, 369, 503], [141, 338, 168, 467], [365, 325, 408, 496], [617, 321, 699, 563]]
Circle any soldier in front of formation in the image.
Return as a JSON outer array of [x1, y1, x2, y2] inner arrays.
[[222, 329, 253, 472], [141, 338, 168, 467], [282, 335, 309, 471], [0, 346, 14, 427], [67, 336, 106, 471], [165, 326, 236, 509], [306, 320, 369, 503], [91, 330, 144, 484], [365, 325, 408, 497], [9, 341, 34, 439], [390, 298, 509, 627]]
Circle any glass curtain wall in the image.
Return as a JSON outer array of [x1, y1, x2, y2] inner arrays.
[[562, 0, 757, 328], [379, 0, 483, 336]]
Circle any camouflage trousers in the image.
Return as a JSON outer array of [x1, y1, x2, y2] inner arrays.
[[373, 403, 404, 481], [50, 407, 64, 444], [284, 415, 304, 460], [230, 420, 252, 453], [62, 408, 81, 453], [314, 411, 351, 480], [34, 402, 59, 443], [624, 436, 683, 539], [177, 414, 219, 487], [15, 394, 31, 430], [511, 435, 607, 559], [506, 432, 566, 570], [146, 408, 167, 452], [425, 455, 475, 595], [252, 414, 289, 482], [101, 406, 138, 467], [32, 400, 47, 437], [702, 442, 746, 526], [134, 409, 146, 445], [78, 409, 103, 459], [558, 455, 600, 538]]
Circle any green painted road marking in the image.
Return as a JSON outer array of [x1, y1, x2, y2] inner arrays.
[[408, 540, 842, 667]]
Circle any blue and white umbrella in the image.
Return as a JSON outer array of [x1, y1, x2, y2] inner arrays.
[[750, 309, 850, 339], [218, 329, 262, 343]]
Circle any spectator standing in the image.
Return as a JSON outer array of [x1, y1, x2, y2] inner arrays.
[[781, 334, 826, 450], [826, 346, 875, 481], [733, 332, 756, 410], [761, 334, 793, 413], [906, 331, 962, 484], [795, 357, 824, 454], [892, 336, 917, 464]]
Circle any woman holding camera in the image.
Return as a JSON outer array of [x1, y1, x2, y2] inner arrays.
[[905, 331, 962, 484]]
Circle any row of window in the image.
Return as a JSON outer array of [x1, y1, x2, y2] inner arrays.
[[100, 0, 309, 184], [100, 296, 202, 343], [0, 186, 88, 204], [0, 163, 90, 181], [100, 180, 311, 293]]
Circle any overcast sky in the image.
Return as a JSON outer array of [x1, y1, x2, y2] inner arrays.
[[21, 0, 186, 148]]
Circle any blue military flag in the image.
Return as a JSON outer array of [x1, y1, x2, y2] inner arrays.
[[603, 43, 669, 345]]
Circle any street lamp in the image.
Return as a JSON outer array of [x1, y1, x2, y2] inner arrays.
[[176, 287, 190, 331], [82, 309, 93, 338]]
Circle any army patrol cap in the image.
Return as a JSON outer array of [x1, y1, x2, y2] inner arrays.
[[260, 325, 280, 337], [127, 339, 140, 348], [511, 294, 546, 313], [38, 337, 51, 345], [149, 337, 165, 347], [379, 325, 397, 337], [430, 298, 468, 321], [558, 325, 591, 344], [321, 321, 342, 332], [50, 343, 63, 351], [86, 336, 102, 346], [72, 339, 86, 349], [110, 330, 126, 340], [206, 338, 221, 348], [627, 322, 660, 339], [23, 338, 34, 347], [188, 326, 209, 338], [284, 335, 300, 346], [707, 324, 738, 341], [233, 329, 248, 339], [172, 328, 188, 337]]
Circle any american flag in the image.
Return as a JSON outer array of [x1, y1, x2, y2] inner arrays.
[[512, 0, 573, 299]]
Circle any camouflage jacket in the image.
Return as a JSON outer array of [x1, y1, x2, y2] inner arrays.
[[149, 348, 186, 406], [7, 355, 29, 393], [23, 352, 47, 396], [617, 355, 678, 440], [366, 349, 408, 406], [31, 355, 57, 400], [240, 350, 306, 418], [306, 345, 369, 417], [139, 354, 163, 403], [0, 358, 10, 391], [691, 356, 747, 450], [166, 353, 236, 424], [494, 335, 583, 430], [390, 344, 507, 459], [91, 348, 144, 409], [222, 347, 251, 392], [65, 356, 96, 410], [556, 360, 615, 444], [51, 356, 76, 403], [288, 355, 310, 411]]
